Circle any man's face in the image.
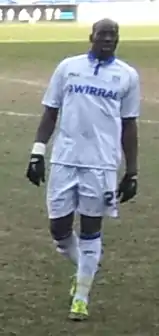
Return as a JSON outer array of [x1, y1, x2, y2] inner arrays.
[[90, 22, 118, 60]]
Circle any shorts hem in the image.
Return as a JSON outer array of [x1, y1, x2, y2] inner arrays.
[[48, 207, 75, 219], [49, 161, 118, 170], [77, 209, 104, 217]]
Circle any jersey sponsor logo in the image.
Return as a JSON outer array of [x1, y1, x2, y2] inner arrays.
[[68, 84, 118, 100]]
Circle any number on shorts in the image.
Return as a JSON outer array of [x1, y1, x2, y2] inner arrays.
[[104, 191, 117, 207]]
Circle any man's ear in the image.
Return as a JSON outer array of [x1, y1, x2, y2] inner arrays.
[[89, 34, 93, 43], [115, 35, 119, 49]]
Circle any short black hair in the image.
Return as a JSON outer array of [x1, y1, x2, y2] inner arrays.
[[92, 18, 119, 34]]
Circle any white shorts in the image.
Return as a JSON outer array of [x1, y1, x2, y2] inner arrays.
[[46, 164, 118, 219]]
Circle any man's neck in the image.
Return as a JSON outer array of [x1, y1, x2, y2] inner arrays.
[[88, 50, 115, 64]]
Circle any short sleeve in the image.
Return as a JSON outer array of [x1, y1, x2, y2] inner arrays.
[[42, 61, 65, 108], [120, 69, 140, 119]]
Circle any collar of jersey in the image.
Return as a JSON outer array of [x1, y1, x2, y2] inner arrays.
[[88, 51, 115, 65]]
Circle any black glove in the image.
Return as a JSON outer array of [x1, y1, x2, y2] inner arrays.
[[118, 173, 137, 203], [26, 154, 45, 187]]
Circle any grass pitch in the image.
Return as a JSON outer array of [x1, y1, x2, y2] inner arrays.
[[0, 23, 159, 336], [0, 23, 159, 41]]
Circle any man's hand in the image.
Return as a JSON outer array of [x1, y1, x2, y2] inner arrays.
[[26, 142, 46, 187], [26, 107, 58, 187], [118, 173, 137, 203], [26, 154, 45, 187]]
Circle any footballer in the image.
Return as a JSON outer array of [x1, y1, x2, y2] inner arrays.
[[26, 18, 140, 320]]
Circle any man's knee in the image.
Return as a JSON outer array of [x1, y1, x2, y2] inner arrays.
[[50, 212, 74, 241], [80, 214, 102, 236]]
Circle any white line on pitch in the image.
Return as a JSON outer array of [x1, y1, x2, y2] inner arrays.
[[0, 76, 46, 88], [0, 111, 40, 117], [0, 111, 41, 117]]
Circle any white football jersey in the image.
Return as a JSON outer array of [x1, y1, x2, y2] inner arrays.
[[42, 53, 140, 170]]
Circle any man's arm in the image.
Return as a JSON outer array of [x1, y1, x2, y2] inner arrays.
[[120, 69, 140, 174], [26, 106, 59, 186], [118, 68, 140, 202], [34, 106, 58, 145], [121, 117, 138, 175]]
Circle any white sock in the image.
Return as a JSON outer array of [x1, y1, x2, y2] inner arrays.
[[73, 234, 102, 304], [55, 231, 79, 265]]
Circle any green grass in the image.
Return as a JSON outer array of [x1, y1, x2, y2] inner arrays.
[[0, 23, 159, 41], [0, 23, 159, 335]]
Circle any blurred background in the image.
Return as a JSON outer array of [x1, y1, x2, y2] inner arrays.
[[0, 0, 159, 25]]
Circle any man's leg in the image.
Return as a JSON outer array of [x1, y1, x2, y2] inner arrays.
[[47, 164, 79, 265], [69, 168, 104, 320], [50, 212, 79, 265], [75, 214, 102, 299], [69, 215, 102, 320], [69, 168, 117, 320]]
